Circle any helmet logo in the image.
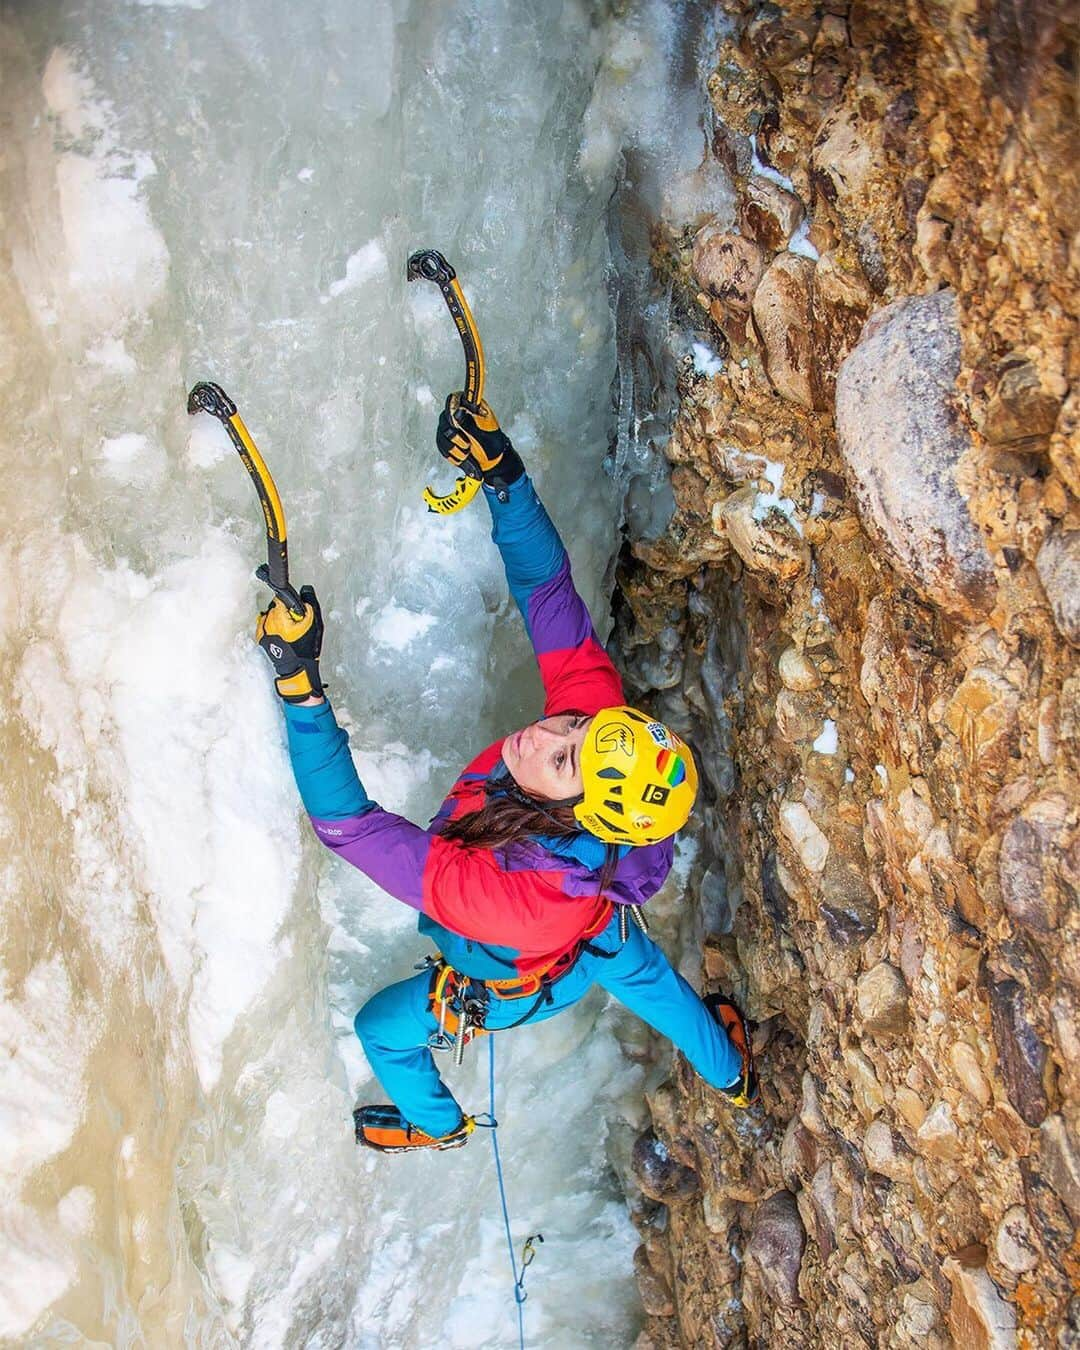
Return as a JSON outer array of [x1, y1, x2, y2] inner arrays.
[[633, 814, 655, 832], [594, 721, 635, 758], [269, 642, 284, 659], [656, 749, 687, 787], [647, 721, 674, 749], [642, 783, 670, 805]]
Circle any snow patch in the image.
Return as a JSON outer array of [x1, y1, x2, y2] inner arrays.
[[186, 414, 235, 468], [691, 341, 724, 378], [323, 240, 389, 301], [57, 1186, 95, 1236], [788, 218, 820, 260], [749, 134, 795, 192], [812, 719, 838, 755], [41, 50, 169, 335], [370, 604, 437, 651], [752, 458, 803, 535], [85, 336, 137, 374]]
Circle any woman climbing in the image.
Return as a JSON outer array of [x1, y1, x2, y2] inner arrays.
[[256, 398, 758, 1152]]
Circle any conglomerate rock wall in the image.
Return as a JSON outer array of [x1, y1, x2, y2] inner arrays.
[[613, 3, 1078, 1346]]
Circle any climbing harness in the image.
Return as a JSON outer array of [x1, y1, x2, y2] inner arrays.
[[406, 248, 488, 516], [186, 381, 305, 617], [486, 1036, 542, 1350], [419, 896, 656, 1066]]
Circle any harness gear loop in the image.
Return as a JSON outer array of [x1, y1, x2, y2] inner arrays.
[[426, 963, 489, 1059]]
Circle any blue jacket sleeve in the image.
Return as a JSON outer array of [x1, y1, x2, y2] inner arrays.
[[282, 700, 377, 820], [484, 474, 566, 639], [485, 475, 623, 715]]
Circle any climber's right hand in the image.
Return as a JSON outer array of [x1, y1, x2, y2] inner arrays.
[[256, 584, 325, 704], [436, 394, 524, 496]]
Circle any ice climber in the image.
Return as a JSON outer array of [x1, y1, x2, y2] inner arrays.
[[256, 398, 758, 1152]]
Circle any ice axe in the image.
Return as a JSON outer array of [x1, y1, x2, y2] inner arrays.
[[407, 249, 488, 516], [186, 381, 306, 618]]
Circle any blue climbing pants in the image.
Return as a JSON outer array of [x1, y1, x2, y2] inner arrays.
[[353, 910, 742, 1138]]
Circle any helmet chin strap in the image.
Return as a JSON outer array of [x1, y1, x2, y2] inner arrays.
[[494, 775, 583, 828]]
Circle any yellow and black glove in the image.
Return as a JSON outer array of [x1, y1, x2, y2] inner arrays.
[[707, 993, 760, 1107], [436, 394, 524, 501], [256, 585, 325, 704]]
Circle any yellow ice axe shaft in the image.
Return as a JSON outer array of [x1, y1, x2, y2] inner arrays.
[[186, 381, 305, 616], [407, 249, 486, 515]]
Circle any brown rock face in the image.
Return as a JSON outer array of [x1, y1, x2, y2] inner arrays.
[[835, 289, 996, 621], [751, 253, 818, 408], [632, 1131, 701, 1204], [983, 357, 1062, 449], [612, 0, 1079, 1344], [998, 794, 1072, 932], [1035, 529, 1080, 648], [855, 962, 908, 1037], [944, 1247, 1018, 1349], [691, 229, 764, 313], [740, 176, 804, 251], [743, 1189, 805, 1309], [988, 977, 1049, 1128]]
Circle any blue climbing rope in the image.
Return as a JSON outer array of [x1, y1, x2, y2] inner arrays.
[[484, 1035, 542, 1350]]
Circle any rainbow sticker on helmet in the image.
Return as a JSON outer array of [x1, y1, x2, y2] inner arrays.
[[656, 748, 687, 787]]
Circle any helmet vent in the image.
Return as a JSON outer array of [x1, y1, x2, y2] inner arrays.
[[603, 799, 624, 814], [595, 814, 627, 834], [597, 767, 626, 780]]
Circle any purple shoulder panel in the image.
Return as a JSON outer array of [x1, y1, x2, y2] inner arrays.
[[310, 809, 429, 910], [526, 558, 596, 657], [558, 838, 674, 906]]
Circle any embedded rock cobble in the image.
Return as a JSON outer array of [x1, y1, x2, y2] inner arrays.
[[615, 2, 1079, 1345]]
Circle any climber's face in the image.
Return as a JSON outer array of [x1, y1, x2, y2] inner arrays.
[[502, 713, 591, 802]]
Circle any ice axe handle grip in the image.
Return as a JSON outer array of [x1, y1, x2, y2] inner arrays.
[[255, 565, 305, 618]]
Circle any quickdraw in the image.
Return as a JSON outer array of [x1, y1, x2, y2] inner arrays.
[[187, 381, 305, 617], [406, 248, 488, 516]]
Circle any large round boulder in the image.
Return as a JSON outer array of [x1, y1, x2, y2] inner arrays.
[[835, 289, 996, 621]]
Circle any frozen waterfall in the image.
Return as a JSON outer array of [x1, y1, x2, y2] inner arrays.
[[0, 1, 723, 1345]]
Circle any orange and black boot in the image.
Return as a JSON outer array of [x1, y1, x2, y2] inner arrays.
[[353, 1104, 474, 1153], [706, 993, 760, 1107]]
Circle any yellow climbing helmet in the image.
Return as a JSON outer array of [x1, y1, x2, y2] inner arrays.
[[574, 706, 699, 846]]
